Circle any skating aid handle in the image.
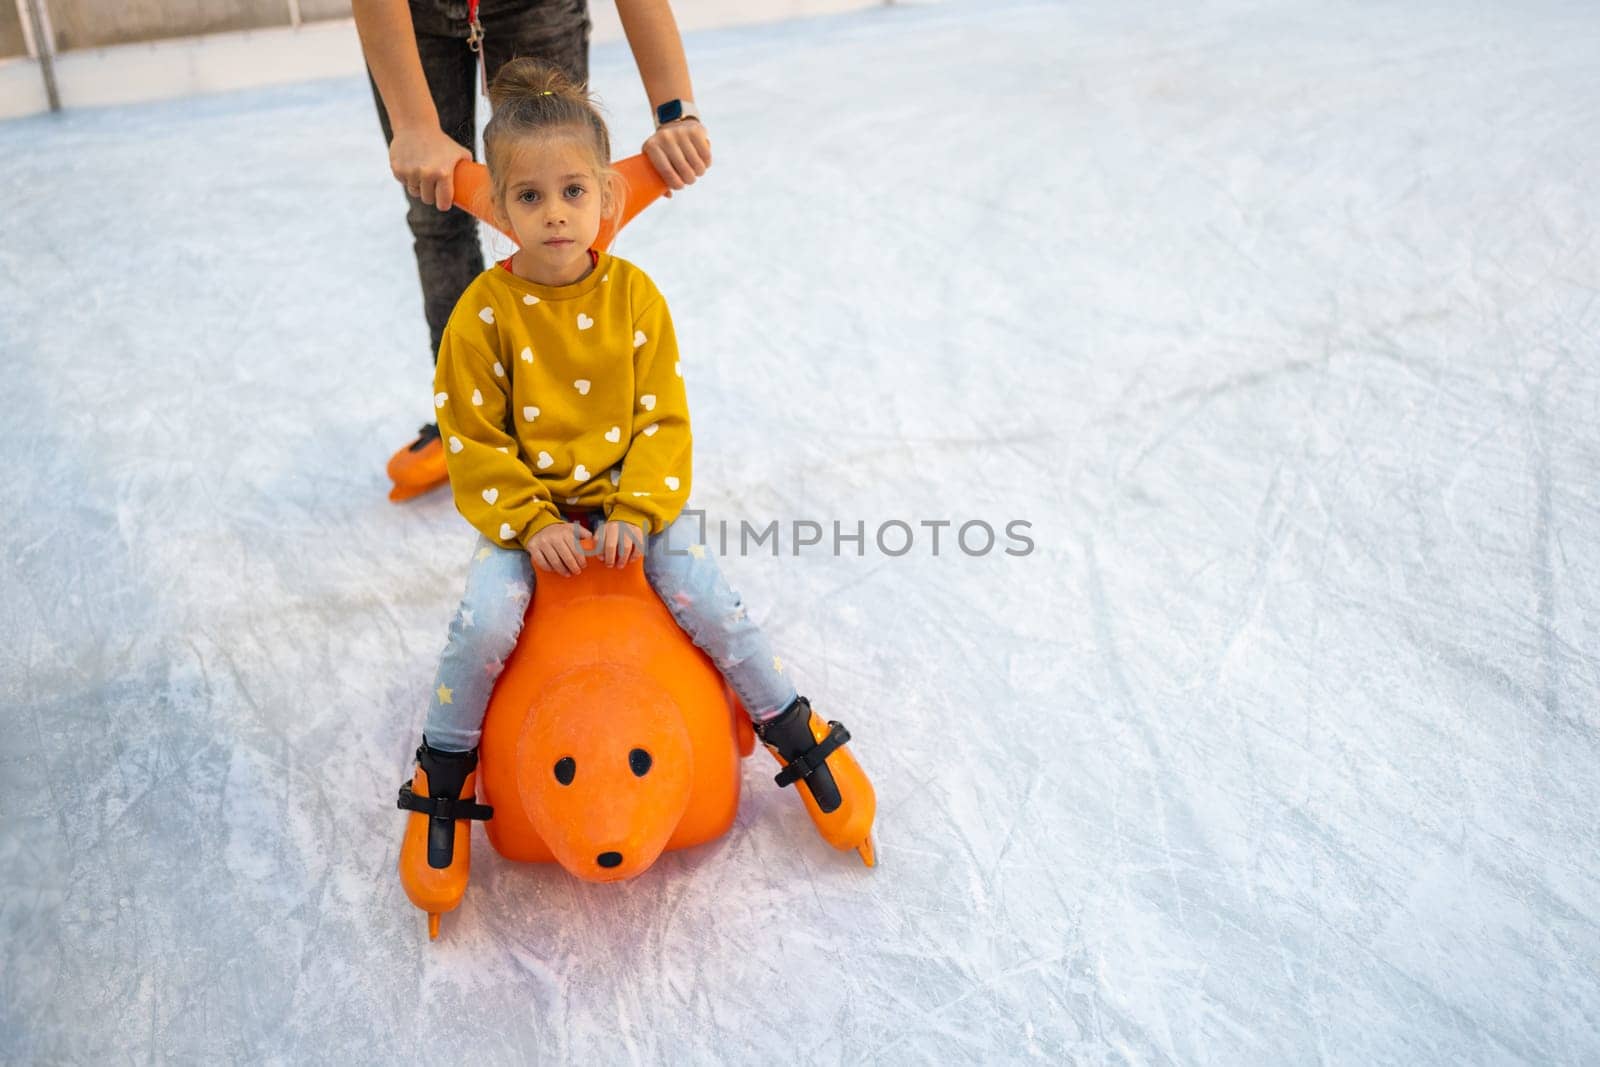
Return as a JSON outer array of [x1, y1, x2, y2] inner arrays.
[[450, 154, 669, 254]]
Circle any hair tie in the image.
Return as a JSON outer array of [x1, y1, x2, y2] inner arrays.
[[539, 90, 554, 96]]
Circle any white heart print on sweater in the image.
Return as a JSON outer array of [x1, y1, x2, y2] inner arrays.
[[478, 307, 495, 324], [664, 476, 680, 491], [573, 464, 590, 481], [471, 389, 484, 406], [523, 294, 539, 305], [605, 426, 621, 443], [574, 380, 591, 396], [640, 394, 656, 411], [434, 391, 448, 409], [520, 347, 533, 364], [610, 469, 621, 486], [492, 362, 504, 378], [643, 423, 659, 437], [634, 330, 647, 348], [500, 523, 516, 540], [449, 436, 463, 454], [522, 406, 540, 423], [482, 488, 499, 505], [537, 451, 554, 469], [577, 313, 594, 331]]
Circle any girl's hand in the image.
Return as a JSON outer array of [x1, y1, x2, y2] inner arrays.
[[600, 520, 646, 568], [642, 120, 711, 192], [389, 125, 472, 211], [528, 523, 587, 577]]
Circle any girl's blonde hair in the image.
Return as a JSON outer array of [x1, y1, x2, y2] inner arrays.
[[484, 58, 621, 225]]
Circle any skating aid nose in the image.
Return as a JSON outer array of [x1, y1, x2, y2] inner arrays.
[[597, 851, 623, 869]]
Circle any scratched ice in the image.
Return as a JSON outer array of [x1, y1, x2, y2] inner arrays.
[[3, 0, 1598, 1061]]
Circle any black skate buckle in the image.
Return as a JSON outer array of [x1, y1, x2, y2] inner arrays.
[[397, 781, 494, 822], [773, 721, 851, 789], [409, 423, 441, 453]]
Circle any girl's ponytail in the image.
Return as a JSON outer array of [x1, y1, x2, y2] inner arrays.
[[487, 57, 581, 114]]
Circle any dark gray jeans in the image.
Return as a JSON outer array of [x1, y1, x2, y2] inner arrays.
[[369, 0, 591, 364]]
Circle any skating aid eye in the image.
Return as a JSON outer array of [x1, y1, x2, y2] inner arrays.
[[628, 748, 652, 776], [554, 756, 575, 785]]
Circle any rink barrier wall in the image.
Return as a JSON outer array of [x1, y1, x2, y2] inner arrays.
[[0, 0, 898, 120]]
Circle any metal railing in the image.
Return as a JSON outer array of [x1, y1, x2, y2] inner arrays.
[[10, 0, 348, 111]]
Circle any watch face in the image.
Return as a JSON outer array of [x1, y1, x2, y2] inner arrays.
[[656, 99, 685, 124]]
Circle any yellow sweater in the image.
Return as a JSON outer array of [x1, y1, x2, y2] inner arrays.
[[432, 253, 691, 545]]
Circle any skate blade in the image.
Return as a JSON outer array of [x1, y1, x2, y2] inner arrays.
[[856, 833, 876, 868], [388, 477, 447, 503]]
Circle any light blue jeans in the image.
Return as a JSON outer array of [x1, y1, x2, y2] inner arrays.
[[422, 508, 798, 752]]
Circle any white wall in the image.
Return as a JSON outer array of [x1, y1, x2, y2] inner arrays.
[[0, 1, 892, 120]]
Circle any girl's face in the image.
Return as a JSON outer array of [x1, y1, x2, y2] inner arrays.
[[497, 135, 608, 286]]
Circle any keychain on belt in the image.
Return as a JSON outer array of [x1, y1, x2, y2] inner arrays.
[[466, 0, 487, 96]]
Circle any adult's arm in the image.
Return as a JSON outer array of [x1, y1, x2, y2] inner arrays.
[[614, 0, 713, 190], [352, 0, 471, 210]]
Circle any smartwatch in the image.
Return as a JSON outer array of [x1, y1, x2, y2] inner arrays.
[[653, 99, 701, 128]]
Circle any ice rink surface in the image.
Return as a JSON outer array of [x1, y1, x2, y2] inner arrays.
[[3, 0, 1599, 1061]]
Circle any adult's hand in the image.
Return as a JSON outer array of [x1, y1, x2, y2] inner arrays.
[[390, 125, 473, 211], [642, 119, 711, 191]]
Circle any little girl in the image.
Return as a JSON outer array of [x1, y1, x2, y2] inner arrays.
[[396, 59, 874, 911]]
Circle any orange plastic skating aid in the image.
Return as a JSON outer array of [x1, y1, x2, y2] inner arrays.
[[760, 701, 877, 867], [385, 156, 667, 504], [451, 153, 666, 253], [477, 532, 755, 884], [397, 763, 481, 940]]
